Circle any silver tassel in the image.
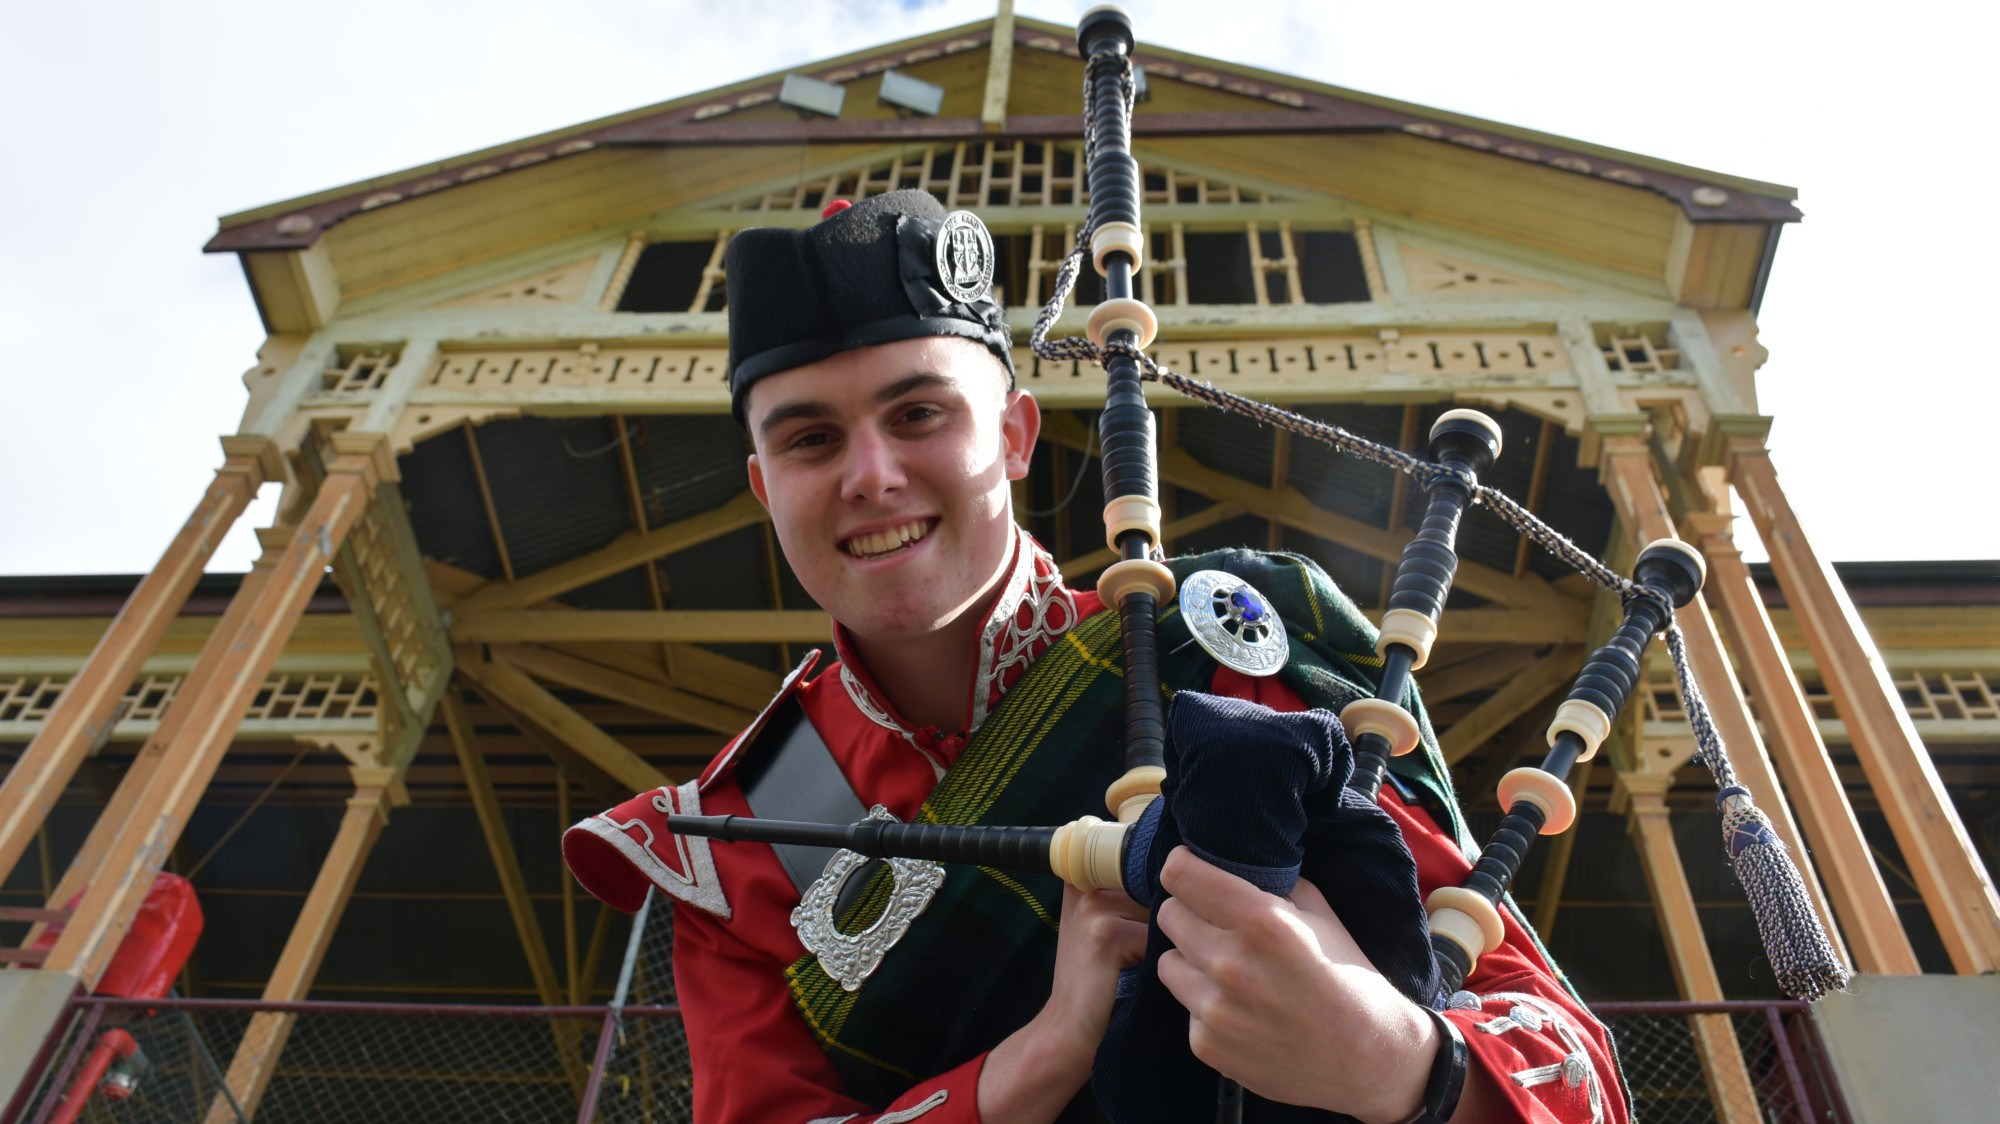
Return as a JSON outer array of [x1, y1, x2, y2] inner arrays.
[[1718, 787, 1851, 1001], [1666, 627, 1851, 1001]]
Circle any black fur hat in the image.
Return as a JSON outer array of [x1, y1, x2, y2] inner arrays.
[[725, 190, 1015, 425]]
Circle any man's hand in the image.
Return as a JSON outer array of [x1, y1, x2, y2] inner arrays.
[[1155, 846, 1443, 1124], [978, 884, 1149, 1122]]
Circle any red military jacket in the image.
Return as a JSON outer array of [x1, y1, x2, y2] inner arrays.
[[565, 529, 1627, 1124]]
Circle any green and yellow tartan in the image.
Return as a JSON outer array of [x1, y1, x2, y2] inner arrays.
[[783, 549, 1472, 1111]]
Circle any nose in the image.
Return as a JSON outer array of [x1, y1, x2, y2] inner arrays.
[[840, 427, 906, 504]]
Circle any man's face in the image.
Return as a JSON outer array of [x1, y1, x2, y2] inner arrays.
[[744, 336, 1040, 645]]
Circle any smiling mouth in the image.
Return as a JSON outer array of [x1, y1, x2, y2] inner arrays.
[[841, 519, 936, 561]]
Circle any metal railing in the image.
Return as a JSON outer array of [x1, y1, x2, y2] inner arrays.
[[12, 895, 1842, 1124]]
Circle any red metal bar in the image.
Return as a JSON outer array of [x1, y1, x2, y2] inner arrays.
[[59, 995, 680, 1020], [574, 1008, 620, 1124], [1593, 1000, 1811, 1015], [25, 1002, 102, 1124], [1763, 1004, 1814, 1121]]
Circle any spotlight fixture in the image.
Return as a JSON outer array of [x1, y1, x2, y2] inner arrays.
[[779, 73, 846, 119], [878, 69, 945, 117], [1133, 65, 1152, 104]]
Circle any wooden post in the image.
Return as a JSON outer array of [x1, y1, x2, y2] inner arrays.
[[0, 437, 280, 886], [1728, 437, 2000, 973], [1600, 436, 1847, 964], [204, 768, 396, 1123], [21, 529, 287, 951], [42, 435, 389, 989], [441, 687, 562, 1006], [1693, 514, 1921, 975], [1616, 771, 1761, 1124]]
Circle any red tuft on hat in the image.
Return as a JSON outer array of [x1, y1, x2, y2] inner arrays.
[[820, 199, 853, 220]]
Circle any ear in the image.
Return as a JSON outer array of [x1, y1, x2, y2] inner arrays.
[[746, 453, 771, 511], [1000, 390, 1041, 480]]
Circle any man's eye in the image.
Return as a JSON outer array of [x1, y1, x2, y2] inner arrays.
[[790, 432, 833, 450], [900, 404, 942, 424]]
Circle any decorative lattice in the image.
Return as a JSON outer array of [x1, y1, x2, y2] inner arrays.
[[0, 672, 378, 732], [321, 349, 401, 393], [337, 496, 446, 717], [722, 140, 1276, 215], [1643, 667, 2000, 730], [1601, 328, 1681, 374]]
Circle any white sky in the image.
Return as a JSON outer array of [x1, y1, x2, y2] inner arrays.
[[2, 0, 1994, 577]]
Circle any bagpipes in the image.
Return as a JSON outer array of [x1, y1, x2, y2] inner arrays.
[[669, 3, 1848, 1116]]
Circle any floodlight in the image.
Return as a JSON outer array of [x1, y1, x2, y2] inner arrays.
[[780, 74, 846, 119], [1132, 65, 1151, 104], [878, 70, 945, 117]]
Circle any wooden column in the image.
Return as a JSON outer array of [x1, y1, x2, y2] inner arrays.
[[205, 769, 396, 1123], [1616, 771, 1760, 1124], [1600, 436, 1847, 963], [42, 435, 389, 988], [21, 530, 287, 951], [1728, 438, 2000, 972], [1694, 515, 1920, 974], [0, 437, 280, 885], [441, 687, 562, 1006]]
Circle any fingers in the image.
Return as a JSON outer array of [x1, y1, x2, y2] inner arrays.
[[1159, 846, 1284, 926]]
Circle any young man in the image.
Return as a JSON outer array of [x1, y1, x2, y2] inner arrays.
[[564, 191, 1627, 1124]]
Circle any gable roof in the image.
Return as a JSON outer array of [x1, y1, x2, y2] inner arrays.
[[205, 13, 1798, 258]]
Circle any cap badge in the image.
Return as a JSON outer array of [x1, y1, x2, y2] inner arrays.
[[934, 210, 996, 304]]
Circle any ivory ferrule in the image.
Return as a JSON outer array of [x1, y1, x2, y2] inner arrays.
[[1097, 558, 1176, 608], [1376, 607, 1440, 669], [1497, 766, 1578, 835], [1106, 765, 1166, 823], [1427, 885, 1506, 956], [1090, 221, 1145, 275], [1085, 296, 1159, 350], [1338, 698, 1422, 757], [1546, 698, 1612, 762], [1102, 494, 1162, 551], [1049, 815, 1131, 891]]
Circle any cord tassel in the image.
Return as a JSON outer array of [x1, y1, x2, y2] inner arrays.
[[1665, 628, 1850, 1001]]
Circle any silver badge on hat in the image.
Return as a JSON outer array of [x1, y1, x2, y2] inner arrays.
[[1178, 570, 1289, 677], [934, 211, 996, 304]]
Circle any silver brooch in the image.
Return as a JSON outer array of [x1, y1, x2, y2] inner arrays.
[[934, 211, 995, 304], [1179, 570, 1288, 677], [791, 805, 946, 991]]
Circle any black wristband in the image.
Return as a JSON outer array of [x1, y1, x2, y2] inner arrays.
[[1398, 1005, 1468, 1124]]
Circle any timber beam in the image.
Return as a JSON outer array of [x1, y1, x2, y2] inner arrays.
[[452, 609, 831, 646], [491, 644, 753, 735], [205, 767, 399, 1122], [0, 437, 280, 887], [455, 652, 671, 796], [1041, 412, 1581, 617], [441, 689, 562, 1006], [1438, 647, 1579, 764], [452, 491, 768, 613]]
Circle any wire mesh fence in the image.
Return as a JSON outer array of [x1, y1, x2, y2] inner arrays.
[[16, 904, 1836, 1124], [1596, 1001, 1844, 1123]]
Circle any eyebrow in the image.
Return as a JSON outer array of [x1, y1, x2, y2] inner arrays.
[[755, 371, 954, 441]]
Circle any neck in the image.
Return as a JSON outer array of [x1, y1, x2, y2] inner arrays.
[[850, 607, 989, 734]]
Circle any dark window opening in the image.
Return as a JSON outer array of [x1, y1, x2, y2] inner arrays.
[[616, 241, 716, 313], [1297, 231, 1372, 303], [1183, 232, 1256, 304], [1258, 230, 1289, 303], [991, 233, 1032, 309]]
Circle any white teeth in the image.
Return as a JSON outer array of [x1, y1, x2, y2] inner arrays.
[[845, 520, 932, 558]]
